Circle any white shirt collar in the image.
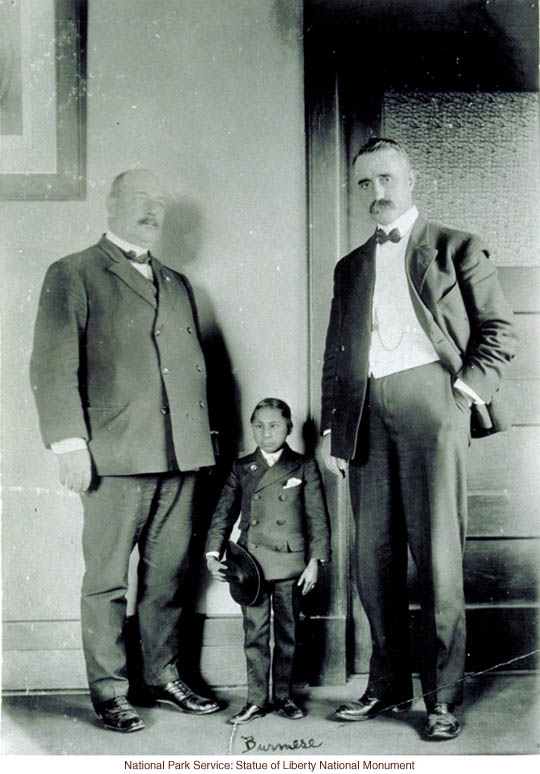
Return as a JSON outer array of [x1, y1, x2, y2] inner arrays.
[[106, 231, 149, 258], [259, 447, 284, 467], [378, 204, 419, 239]]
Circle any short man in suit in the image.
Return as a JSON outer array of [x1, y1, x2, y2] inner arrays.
[[30, 169, 221, 731], [205, 398, 330, 724], [320, 138, 518, 739]]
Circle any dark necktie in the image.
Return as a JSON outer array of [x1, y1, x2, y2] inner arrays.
[[375, 227, 401, 245], [125, 249, 150, 264]]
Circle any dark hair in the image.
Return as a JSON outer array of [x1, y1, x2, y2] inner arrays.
[[352, 137, 411, 169], [250, 397, 293, 432]]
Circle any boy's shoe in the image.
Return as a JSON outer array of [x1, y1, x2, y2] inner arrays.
[[228, 703, 266, 724], [275, 698, 305, 719]]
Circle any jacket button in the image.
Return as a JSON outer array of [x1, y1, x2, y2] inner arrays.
[[279, 494, 287, 501], [340, 344, 345, 352], [276, 519, 285, 525], [249, 543, 258, 550], [253, 494, 261, 500], [251, 520, 258, 525], [160, 406, 169, 415], [155, 329, 161, 336], [196, 364, 202, 372], [161, 367, 169, 375], [199, 400, 205, 408], [187, 326, 193, 334]]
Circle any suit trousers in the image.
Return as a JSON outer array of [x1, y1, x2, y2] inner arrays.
[[80, 472, 196, 704], [348, 361, 470, 707], [241, 577, 302, 707]]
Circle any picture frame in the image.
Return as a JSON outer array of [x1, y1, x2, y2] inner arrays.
[[0, 0, 86, 200]]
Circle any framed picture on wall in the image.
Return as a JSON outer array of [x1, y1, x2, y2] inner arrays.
[[0, 0, 86, 200]]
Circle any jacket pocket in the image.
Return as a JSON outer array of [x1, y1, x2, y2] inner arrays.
[[437, 281, 459, 305], [286, 536, 305, 553], [86, 404, 129, 431]]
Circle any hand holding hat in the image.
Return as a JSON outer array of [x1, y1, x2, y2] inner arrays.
[[220, 541, 263, 607], [206, 555, 228, 581]]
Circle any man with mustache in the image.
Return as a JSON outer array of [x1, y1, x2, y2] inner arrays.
[[321, 138, 517, 740], [30, 169, 221, 731]]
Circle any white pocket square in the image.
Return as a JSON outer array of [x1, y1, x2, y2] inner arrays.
[[283, 477, 302, 489]]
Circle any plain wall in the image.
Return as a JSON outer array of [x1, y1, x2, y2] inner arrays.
[[1, 0, 307, 687]]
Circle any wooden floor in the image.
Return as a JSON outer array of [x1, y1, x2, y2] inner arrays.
[[2, 673, 539, 759]]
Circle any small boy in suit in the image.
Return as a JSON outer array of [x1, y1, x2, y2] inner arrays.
[[205, 398, 330, 724]]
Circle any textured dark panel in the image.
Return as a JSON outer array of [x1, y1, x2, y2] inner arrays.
[[507, 315, 540, 380], [383, 92, 540, 267], [498, 267, 540, 313], [468, 492, 540, 539], [409, 606, 539, 673], [498, 380, 540, 426], [468, 426, 539, 492], [407, 538, 540, 604]]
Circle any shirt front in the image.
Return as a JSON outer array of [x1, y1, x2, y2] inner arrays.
[[105, 230, 153, 281], [369, 205, 439, 378], [259, 447, 284, 467]]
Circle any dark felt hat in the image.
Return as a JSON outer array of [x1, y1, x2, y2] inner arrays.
[[223, 541, 263, 607]]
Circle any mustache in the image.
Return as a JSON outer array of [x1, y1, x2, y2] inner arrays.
[[139, 216, 159, 227], [370, 199, 393, 213]]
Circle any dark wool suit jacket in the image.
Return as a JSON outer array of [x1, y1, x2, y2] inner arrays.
[[321, 215, 519, 461], [30, 236, 215, 475], [205, 444, 330, 581]]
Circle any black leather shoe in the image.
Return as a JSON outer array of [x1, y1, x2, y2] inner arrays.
[[128, 685, 157, 707], [94, 696, 145, 732], [228, 703, 266, 724], [147, 679, 221, 715], [425, 703, 461, 740], [274, 698, 305, 719], [335, 693, 409, 721]]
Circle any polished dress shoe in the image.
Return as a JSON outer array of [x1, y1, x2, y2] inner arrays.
[[228, 703, 266, 724], [425, 703, 461, 740], [94, 696, 145, 732], [335, 693, 410, 721], [147, 679, 220, 715], [274, 698, 305, 719]]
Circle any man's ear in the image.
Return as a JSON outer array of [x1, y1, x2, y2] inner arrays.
[[408, 168, 416, 192]]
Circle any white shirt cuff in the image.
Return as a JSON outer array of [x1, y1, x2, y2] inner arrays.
[[51, 438, 87, 454], [205, 551, 220, 560], [454, 378, 485, 405]]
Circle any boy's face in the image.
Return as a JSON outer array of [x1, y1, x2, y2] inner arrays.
[[251, 407, 290, 454]]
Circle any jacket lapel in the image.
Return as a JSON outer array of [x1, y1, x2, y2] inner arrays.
[[100, 237, 157, 308], [405, 216, 438, 295], [254, 445, 302, 492], [152, 257, 182, 330], [404, 216, 450, 347], [241, 450, 269, 488]]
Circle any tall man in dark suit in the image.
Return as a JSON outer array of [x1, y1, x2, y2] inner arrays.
[[30, 169, 221, 732], [320, 138, 518, 740]]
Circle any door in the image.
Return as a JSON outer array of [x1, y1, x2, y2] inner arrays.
[[305, 0, 539, 677]]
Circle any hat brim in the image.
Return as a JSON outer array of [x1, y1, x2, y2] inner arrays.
[[224, 541, 263, 607]]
